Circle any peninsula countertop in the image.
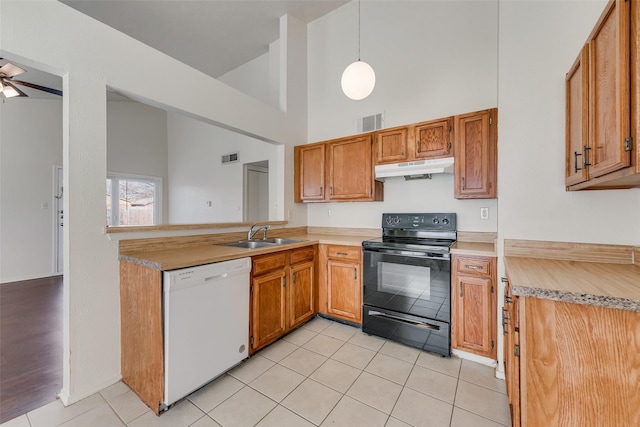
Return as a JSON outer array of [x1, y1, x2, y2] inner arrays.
[[120, 233, 374, 271], [504, 256, 640, 312]]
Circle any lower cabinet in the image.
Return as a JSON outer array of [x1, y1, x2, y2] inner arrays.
[[250, 246, 316, 353], [503, 276, 640, 426], [451, 255, 497, 359], [319, 245, 362, 323], [502, 278, 520, 427]]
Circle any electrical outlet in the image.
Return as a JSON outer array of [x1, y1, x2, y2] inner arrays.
[[327, 209, 332, 217], [480, 207, 489, 220]]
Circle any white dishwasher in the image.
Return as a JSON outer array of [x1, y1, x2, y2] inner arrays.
[[163, 257, 251, 407]]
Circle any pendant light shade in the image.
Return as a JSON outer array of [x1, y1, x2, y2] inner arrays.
[[341, 0, 375, 100], [341, 60, 376, 100]]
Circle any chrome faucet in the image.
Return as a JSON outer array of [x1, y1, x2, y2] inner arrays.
[[248, 223, 270, 240]]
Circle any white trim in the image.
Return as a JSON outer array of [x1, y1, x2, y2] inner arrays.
[[451, 348, 498, 368], [53, 165, 63, 275]]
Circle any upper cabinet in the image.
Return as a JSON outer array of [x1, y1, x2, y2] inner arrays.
[[414, 118, 453, 160], [375, 127, 409, 164], [373, 118, 453, 165], [295, 134, 383, 203], [454, 109, 498, 199], [565, 0, 640, 190], [296, 109, 498, 202], [296, 143, 326, 201]]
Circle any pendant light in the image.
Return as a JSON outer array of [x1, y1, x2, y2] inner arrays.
[[341, 0, 375, 100]]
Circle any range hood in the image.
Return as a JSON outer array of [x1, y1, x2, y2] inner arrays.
[[375, 157, 454, 180]]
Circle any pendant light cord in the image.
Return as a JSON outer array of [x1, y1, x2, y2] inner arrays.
[[358, 0, 361, 61]]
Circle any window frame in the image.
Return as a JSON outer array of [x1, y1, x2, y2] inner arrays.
[[106, 172, 163, 226]]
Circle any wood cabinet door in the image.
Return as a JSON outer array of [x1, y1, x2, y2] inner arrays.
[[251, 270, 286, 351], [452, 274, 495, 358], [503, 280, 521, 427], [326, 259, 361, 323], [375, 127, 408, 164], [587, 0, 631, 179], [296, 143, 326, 201], [454, 109, 497, 199], [565, 46, 590, 187], [414, 118, 453, 160], [289, 261, 315, 329], [327, 135, 373, 201]]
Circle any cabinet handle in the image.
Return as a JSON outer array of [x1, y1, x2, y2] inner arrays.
[[459, 281, 464, 297], [416, 140, 420, 153], [574, 151, 583, 172], [337, 252, 348, 256], [293, 272, 296, 285], [354, 268, 357, 280], [283, 276, 286, 288], [330, 186, 333, 196], [320, 186, 323, 194], [464, 264, 482, 270], [462, 177, 465, 190], [583, 145, 591, 169]]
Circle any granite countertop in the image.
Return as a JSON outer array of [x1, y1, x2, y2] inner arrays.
[[504, 256, 640, 312], [120, 233, 373, 271]]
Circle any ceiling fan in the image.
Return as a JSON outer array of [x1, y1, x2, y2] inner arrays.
[[0, 60, 63, 98]]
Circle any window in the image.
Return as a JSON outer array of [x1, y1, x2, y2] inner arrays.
[[106, 173, 162, 226]]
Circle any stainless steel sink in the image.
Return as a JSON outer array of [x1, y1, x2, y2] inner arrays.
[[219, 237, 303, 249], [221, 240, 276, 249], [261, 237, 303, 244]]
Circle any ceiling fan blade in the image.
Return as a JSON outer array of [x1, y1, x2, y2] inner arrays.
[[0, 62, 26, 78], [1, 80, 28, 98], [11, 79, 62, 97]]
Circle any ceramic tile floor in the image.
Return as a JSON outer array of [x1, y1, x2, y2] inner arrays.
[[2, 317, 511, 427]]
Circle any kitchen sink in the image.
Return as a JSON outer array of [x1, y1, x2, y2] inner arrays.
[[221, 240, 276, 249], [261, 237, 303, 244], [219, 237, 304, 249]]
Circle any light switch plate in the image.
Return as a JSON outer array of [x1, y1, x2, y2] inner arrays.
[[480, 207, 489, 220]]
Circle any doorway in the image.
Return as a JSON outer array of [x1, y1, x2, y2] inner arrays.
[[244, 161, 269, 222]]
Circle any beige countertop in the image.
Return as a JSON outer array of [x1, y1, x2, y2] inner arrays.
[[120, 233, 373, 271], [505, 256, 640, 312], [450, 241, 496, 257]]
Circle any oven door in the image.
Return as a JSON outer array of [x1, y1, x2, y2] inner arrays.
[[362, 247, 451, 323]]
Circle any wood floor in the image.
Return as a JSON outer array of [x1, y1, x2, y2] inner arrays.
[[0, 275, 63, 424]]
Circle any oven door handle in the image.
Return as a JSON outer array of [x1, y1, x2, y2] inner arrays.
[[364, 247, 448, 260], [368, 310, 440, 331]]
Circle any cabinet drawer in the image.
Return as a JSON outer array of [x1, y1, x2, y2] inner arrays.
[[290, 246, 315, 265], [454, 256, 493, 277], [327, 245, 361, 261], [252, 252, 287, 276]]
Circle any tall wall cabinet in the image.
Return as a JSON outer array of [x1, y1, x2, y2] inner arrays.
[[565, 0, 640, 190]]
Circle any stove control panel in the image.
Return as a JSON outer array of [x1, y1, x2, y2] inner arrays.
[[382, 213, 456, 231]]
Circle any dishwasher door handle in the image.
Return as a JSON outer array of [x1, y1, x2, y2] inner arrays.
[[205, 273, 228, 282]]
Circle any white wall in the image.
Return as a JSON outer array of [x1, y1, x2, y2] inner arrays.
[[219, 52, 273, 107], [0, 99, 62, 282], [495, 0, 640, 375], [107, 101, 169, 222], [1, 0, 306, 404], [167, 113, 281, 223], [497, 0, 640, 246], [306, 0, 499, 231]]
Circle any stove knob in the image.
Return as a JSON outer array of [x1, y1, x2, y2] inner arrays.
[[442, 218, 449, 225], [394, 217, 400, 224], [432, 218, 440, 224]]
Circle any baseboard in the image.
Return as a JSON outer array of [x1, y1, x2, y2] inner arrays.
[[451, 348, 497, 368], [1, 273, 62, 285], [58, 375, 122, 407]]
